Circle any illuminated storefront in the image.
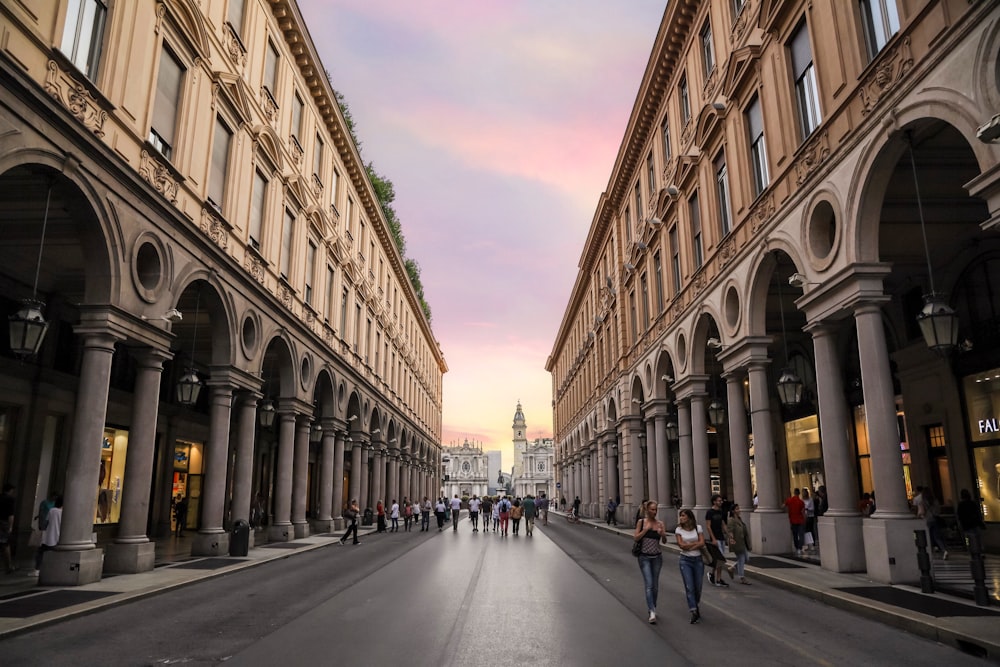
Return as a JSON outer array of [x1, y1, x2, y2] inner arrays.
[[97, 427, 129, 524], [172, 440, 204, 533], [784, 415, 824, 494], [963, 370, 1000, 524]]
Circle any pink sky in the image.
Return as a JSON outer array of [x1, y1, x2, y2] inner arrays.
[[300, 1, 666, 468]]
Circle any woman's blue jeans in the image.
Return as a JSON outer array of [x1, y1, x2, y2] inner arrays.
[[678, 555, 704, 611], [637, 554, 663, 611]]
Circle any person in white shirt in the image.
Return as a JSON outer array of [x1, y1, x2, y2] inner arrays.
[[468, 495, 482, 532], [674, 508, 707, 624], [435, 498, 447, 531], [450, 494, 462, 531], [390, 499, 400, 532], [421, 496, 432, 531], [30, 495, 62, 578]]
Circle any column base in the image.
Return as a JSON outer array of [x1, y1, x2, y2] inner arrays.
[[657, 505, 675, 530], [619, 503, 636, 525], [311, 518, 334, 533], [862, 517, 925, 584], [40, 548, 104, 586], [818, 515, 866, 572], [191, 530, 230, 557], [293, 521, 310, 539], [104, 541, 155, 574], [333, 517, 345, 531], [749, 510, 793, 555], [268, 523, 293, 542]]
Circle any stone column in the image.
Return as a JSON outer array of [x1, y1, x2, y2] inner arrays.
[[690, 393, 711, 515], [314, 420, 336, 532], [654, 413, 672, 520], [43, 331, 120, 586], [358, 444, 370, 511], [290, 416, 311, 538], [192, 384, 234, 556], [372, 446, 384, 507], [268, 411, 295, 542], [677, 399, 695, 509], [581, 456, 591, 516], [605, 441, 619, 507], [645, 418, 658, 506], [347, 438, 361, 504], [105, 348, 169, 574], [229, 392, 259, 547], [623, 421, 643, 520], [332, 431, 346, 528], [854, 302, 923, 583], [590, 445, 600, 517], [809, 323, 865, 572], [747, 359, 791, 554], [388, 449, 400, 504], [725, 372, 753, 513]]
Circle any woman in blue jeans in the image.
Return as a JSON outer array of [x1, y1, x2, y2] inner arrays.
[[633, 500, 668, 624], [675, 508, 706, 624]]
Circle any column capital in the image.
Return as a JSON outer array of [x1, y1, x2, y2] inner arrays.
[[672, 375, 708, 400], [131, 346, 173, 368]]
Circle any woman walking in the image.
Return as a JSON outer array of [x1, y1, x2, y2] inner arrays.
[[728, 504, 752, 585], [390, 499, 400, 532], [511, 499, 523, 535], [633, 500, 668, 624], [675, 508, 706, 624], [376, 500, 387, 533]]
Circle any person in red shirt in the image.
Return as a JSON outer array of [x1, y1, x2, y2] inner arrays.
[[783, 488, 806, 555]]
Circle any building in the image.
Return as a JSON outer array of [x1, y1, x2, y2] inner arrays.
[[485, 449, 503, 495], [547, 0, 1000, 585], [513, 437, 555, 500], [0, 0, 445, 585], [442, 439, 489, 499]]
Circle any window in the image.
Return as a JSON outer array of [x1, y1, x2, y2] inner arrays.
[[291, 94, 304, 142], [669, 226, 681, 294], [790, 20, 822, 140], [149, 46, 184, 159], [227, 0, 245, 35], [264, 41, 278, 95], [340, 288, 349, 335], [314, 134, 324, 177], [860, 0, 900, 61], [634, 183, 643, 223], [354, 304, 361, 350], [304, 240, 316, 305], [640, 272, 650, 329], [629, 291, 638, 344], [646, 152, 655, 197], [661, 117, 672, 161], [624, 206, 632, 242], [280, 210, 294, 279], [715, 151, 732, 236], [249, 170, 266, 250], [679, 75, 691, 125], [332, 168, 341, 209], [654, 251, 664, 312], [326, 265, 335, 323], [701, 22, 715, 76], [689, 193, 703, 269], [208, 117, 232, 211], [732, 0, 746, 19], [61, 0, 108, 81], [746, 95, 769, 196]]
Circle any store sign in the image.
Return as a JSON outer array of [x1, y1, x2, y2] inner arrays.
[[979, 418, 1000, 434]]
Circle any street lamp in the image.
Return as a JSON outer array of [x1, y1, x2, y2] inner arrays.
[[775, 276, 803, 408], [9, 179, 53, 358], [907, 132, 958, 355], [176, 288, 203, 406]]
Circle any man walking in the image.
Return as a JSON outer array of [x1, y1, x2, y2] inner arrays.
[[537, 493, 549, 525], [481, 496, 493, 532], [450, 494, 462, 531], [784, 488, 806, 555], [340, 499, 360, 545], [421, 496, 432, 531], [468, 495, 481, 532], [705, 494, 731, 586], [522, 494, 537, 536], [606, 498, 618, 525]]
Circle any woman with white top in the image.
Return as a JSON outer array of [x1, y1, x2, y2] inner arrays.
[[674, 508, 706, 624], [390, 499, 400, 532], [633, 500, 669, 624]]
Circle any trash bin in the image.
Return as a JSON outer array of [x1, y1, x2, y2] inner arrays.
[[230, 519, 250, 557], [362, 508, 374, 526]]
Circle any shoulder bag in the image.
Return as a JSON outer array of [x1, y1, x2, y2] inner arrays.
[[632, 519, 644, 557]]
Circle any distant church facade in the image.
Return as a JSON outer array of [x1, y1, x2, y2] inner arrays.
[[510, 402, 554, 499]]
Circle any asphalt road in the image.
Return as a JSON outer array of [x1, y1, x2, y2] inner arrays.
[[0, 517, 984, 666]]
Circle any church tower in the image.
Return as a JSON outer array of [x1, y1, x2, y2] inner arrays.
[[512, 401, 528, 478]]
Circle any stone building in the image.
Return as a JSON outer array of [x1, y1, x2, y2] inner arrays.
[[548, 0, 1000, 584], [442, 439, 489, 499], [508, 401, 554, 499], [0, 0, 445, 585]]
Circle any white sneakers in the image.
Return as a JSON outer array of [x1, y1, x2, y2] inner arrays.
[[648, 611, 657, 624]]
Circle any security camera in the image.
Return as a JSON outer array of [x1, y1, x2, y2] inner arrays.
[[649, 217, 663, 226], [347, 415, 358, 422], [978, 114, 1000, 143], [788, 273, 807, 287], [631, 398, 641, 404], [661, 374, 673, 382]]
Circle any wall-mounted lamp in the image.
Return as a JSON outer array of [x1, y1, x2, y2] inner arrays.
[[707, 337, 724, 350], [788, 273, 818, 288], [9, 179, 54, 358], [666, 185, 679, 197], [624, 262, 636, 271], [310, 422, 323, 443], [661, 374, 673, 382], [142, 308, 183, 323], [907, 131, 958, 355], [775, 277, 803, 407], [347, 415, 358, 422]]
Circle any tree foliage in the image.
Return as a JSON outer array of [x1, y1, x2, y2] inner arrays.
[[332, 86, 432, 323]]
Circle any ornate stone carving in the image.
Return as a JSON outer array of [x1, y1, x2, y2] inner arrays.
[[260, 86, 277, 124], [305, 309, 316, 329], [199, 207, 230, 250], [312, 173, 324, 198], [749, 192, 775, 233], [661, 156, 678, 189], [244, 254, 265, 283], [139, 151, 179, 203], [693, 268, 707, 294], [730, 3, 751, 46], [794, 130, 830, 185], [719, 236, 737, 266], [279, 283, 293, 309], [289, 135, 303, 167], [681, 117, 696, 148], [860, 37, 913, 116], [44, 61, 108, 138], [224, 23, 247, 69], [702, 67, 719, 101]]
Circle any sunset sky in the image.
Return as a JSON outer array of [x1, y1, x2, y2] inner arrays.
[[300, 1, 666, 468]]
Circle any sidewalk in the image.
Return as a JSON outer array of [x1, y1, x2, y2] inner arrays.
[[558, 511, 1000, 662], [1, 516, 999, 662]]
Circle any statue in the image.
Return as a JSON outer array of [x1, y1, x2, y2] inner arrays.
[[497, 469, 504, 484]]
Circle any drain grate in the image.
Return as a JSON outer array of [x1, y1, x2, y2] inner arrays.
[[170, 558, 247, 570], [0, 590, 120, 618], [835, 586, 1000, 617]]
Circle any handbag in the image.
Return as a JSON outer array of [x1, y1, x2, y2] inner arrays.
[[700, 546, 714, 565], [632, 540, 643, 557]]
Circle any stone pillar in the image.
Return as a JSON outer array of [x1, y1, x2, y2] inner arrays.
[[590, 445, 600, 517], [677, 399, 695, 509], [388, 449, 400, 504], [269, 411, 295, 542], [372, 447, 384, 507], [359, 445, 370, 511], [332, 431, 346, 528], [347, 438, 361, 504], [581, 456, 592, 516], [229, 392, 259, 547], [854, 302, 923, 583], [105, 348, 169, 574], [645, 418, 658, 507], [654, 413, 672, 520], [747, 359, 791, 554], [690, 393, 711, 515], [314, 420, 336, 532], [623, 421, 642, 520], [290, 416, 310, 538], [192, 384, 234, 556], [606, 442, 619, 507], [724, 372, 753, 513], [43, 331, 120, 586]]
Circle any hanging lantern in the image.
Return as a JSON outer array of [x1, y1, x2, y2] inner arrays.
[[310, 422, 323, 442], [707, 399, 726, 426], [917, 295, 958, 356], [9, 299, 49, 357], [665, 420, 679, 441], [776, 368, 803, 408], [258, 399, 276, 428], [175, 368, 202, 406]]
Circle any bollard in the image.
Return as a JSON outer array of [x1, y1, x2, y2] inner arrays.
[[967, 531, 991, 607], [914, 529, 934, 594]]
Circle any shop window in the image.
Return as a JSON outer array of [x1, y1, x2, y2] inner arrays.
[[972, 446, 1000, 523], [785, 415, 824, 493], [172, 439, 203, 534], [97, 427, 129, 524]]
